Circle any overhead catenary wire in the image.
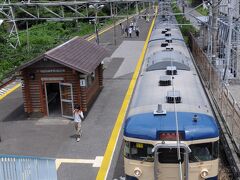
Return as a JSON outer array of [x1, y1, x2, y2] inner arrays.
[[167, 5, 183, 179], [172, 76, 183, 180]]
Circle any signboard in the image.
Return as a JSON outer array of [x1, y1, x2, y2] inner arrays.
[[80, 79, 86, 87], [39, 69, 65, 73], [41, 77, 64, 81]]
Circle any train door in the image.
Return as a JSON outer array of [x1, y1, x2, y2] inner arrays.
[[59, 83, 74, 119], [153, 144, 191, 180], [155, 148, 185, 179]]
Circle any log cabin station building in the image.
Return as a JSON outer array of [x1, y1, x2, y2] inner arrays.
[[17, 37, 109, 118]]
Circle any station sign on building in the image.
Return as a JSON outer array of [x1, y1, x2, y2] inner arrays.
[[17, 37, 109, 118]]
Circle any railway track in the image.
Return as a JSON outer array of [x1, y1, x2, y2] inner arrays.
[[0, 79, 21, 100], [219, 149, 234, 180]]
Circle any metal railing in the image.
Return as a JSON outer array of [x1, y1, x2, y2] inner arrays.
[[189, 33, 240, 153], [0, 154, 57, 180]]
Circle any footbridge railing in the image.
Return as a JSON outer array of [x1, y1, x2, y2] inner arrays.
[[0, 154, 57, 180]]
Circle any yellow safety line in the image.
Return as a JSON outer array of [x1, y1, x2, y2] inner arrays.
[[96, 9, 157, 180], [0, 83, 21, 101]]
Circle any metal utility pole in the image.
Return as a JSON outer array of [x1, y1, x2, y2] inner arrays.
[[211, 0, 218, 66], [127, 2, 129, 26], [181, 0, 185, 13], [207, 1, 212, 58], [113, 2, 117, 46], [223, 0, 233, 82], [0, 0, 20, 48], [89, 4, 104, 45], [136, 1, 139, 15], [26, 21, 30, 52], [95, 11, 99, 45]]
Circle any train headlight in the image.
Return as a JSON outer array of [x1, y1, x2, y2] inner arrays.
[[133, 167, 142, 177], [200, 169, 209, 178]]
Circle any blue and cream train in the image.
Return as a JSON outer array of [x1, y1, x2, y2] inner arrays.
[[123, 2, 219, 180]]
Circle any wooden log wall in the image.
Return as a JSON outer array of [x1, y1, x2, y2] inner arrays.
[[21, 60, 103, 116]]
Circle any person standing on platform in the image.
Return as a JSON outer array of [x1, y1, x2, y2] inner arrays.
[[146, 13, 150, 22], [135, 26, 140, 38], [128, 27, 132, 38], [130, 21, 134, 30], [73, 104, 84, 142], [133, 20, 137, 31], [120, 23, 124, 36], [125, 26, 129, 37]]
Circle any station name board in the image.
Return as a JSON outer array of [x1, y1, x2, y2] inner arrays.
[[39, 69, 65, 73], [41, 77, 64, 81]]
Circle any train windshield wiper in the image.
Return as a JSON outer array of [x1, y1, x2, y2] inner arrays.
[[140, 156, 154, 163]]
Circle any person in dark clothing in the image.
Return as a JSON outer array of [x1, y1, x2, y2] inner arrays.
[[120, 23, 124, 36], [125, 26, 129, 37], [135, 26, 140, 38]]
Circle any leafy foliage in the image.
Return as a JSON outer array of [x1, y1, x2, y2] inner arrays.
[[172, 3, 197, 44], [0, 21, 94, 81], [196, 6, 208, 16], [0, 2, 141, 81]]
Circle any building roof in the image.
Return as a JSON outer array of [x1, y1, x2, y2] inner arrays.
[[124, 112, 219, 141], [18, 37, 109, 74]]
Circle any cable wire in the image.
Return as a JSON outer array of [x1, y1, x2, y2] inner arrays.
[[169, 6, 183, 179]]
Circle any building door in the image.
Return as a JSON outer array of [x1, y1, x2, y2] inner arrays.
[[59, 83, 74, 119], [45, 83, 61, 116]]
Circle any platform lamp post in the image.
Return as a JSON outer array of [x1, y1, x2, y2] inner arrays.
[[89, 4, 104, 45]]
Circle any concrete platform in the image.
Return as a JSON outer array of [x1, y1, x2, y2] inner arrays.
[[0, 16, 153, 180]]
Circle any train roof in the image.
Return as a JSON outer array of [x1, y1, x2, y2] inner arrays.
[[128, 14, 212, 116], [124, 112, 219, 141], [124, 9, 219, 141]]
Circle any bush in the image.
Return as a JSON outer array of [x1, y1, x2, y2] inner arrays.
[[172, 2, 197, 44], [0, 20, 97, 80]]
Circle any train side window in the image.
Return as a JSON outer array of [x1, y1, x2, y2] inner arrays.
[[123, 141, 154, 162], [189, 141, 219, 163]]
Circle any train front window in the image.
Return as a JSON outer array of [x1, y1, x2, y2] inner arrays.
[[158, 148, 184, 163], [189, 141, 219, 162], [124, 141, 154, 162]]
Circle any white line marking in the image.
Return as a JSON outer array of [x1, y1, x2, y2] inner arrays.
[[93, 156, 104, 167], [56, 156, 103, 170]]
